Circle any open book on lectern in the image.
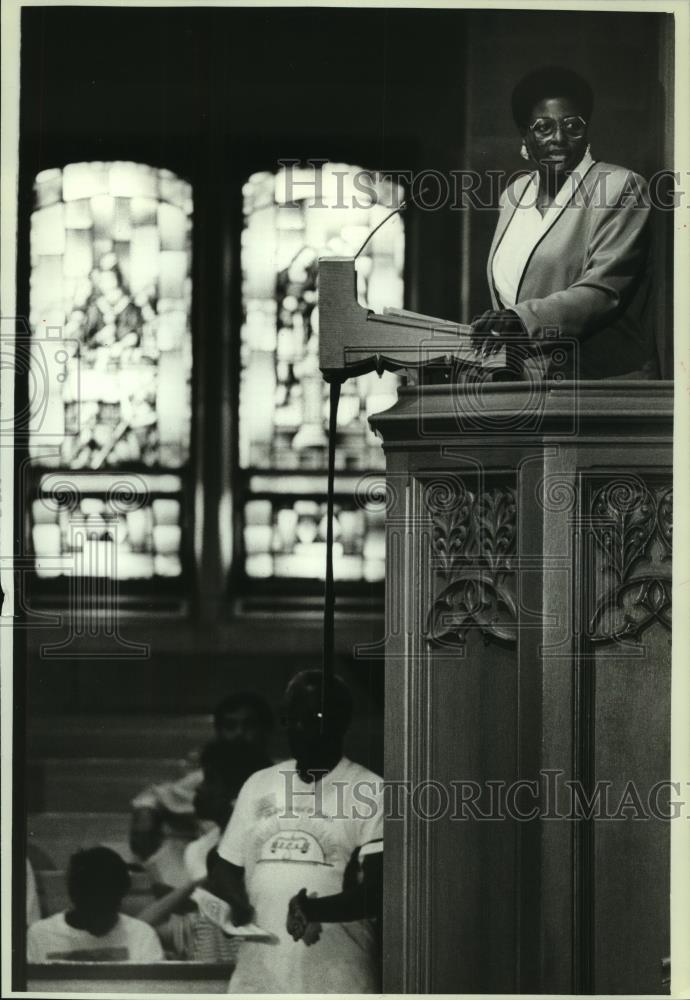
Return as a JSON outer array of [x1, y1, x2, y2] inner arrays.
[[318, 256, 507, 382]]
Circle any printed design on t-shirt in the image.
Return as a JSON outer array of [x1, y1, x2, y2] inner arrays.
[[259, 829, 328, 865], [46, 946, 130, 961], [249, 811, 347, 870], [255, 794, 279, 819]]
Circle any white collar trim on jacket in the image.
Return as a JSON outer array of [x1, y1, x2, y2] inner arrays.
[[492, 150, 596, 307]]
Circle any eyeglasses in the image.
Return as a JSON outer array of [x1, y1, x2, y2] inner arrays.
[[528, 116, 588, 140]]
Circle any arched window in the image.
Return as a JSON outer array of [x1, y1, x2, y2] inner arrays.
[[28, 162, 193, 586], [239, 163, 405, 585]]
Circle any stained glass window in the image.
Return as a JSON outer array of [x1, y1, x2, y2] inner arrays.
[[31, 474, 183, 581], [244, 483, 385, 584], [28, 163, 193, 582], [239, 163, 405, 585]]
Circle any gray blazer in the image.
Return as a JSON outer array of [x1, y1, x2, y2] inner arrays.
[[487, 160, 658, 379]]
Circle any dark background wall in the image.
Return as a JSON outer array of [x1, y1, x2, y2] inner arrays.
[[18, 6, 672, 765]]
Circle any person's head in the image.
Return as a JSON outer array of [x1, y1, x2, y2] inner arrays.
[[213, 692, 274, 750], [67, 847, 130, 935], [193, 739, 270, 825], [512, 66, 593, 178], [281, 670, 353, 780]]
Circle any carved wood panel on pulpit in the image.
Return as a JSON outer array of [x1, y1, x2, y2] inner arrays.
[[425, 479, 518, 648], [401, 471, 521, 994], [576, 473, 672, 994]]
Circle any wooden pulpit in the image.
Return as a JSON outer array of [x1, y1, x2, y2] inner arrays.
[[319, 257, 673, 995], [370, 380, 672, 995]]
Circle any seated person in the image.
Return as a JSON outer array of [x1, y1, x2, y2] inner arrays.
[[27, 847, 164, 963], [137, 740, 269, 961], [208, 670, 383, 994], [129, 692, 274, 869]]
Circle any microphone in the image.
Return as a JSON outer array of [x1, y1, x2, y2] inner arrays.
[[353, 187, 431, 260]]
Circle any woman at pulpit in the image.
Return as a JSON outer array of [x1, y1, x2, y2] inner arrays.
[[471, 65, 658, 379]]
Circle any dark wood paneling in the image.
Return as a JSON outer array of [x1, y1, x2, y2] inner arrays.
[[375, 385, 672, 994], [592, 628, 671, 993]]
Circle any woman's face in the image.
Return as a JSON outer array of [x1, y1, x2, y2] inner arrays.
[[523, 96, 589, 176]]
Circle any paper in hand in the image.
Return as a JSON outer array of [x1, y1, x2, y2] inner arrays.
[[191, 886, 273, 939]]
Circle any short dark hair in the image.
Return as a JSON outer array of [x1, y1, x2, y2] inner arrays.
[[284, 670, 354, 732], [200, 739, 270, 793], [511, 66, 594, 130], [67, 847, 130, 911], [213, 692, 274, 732]]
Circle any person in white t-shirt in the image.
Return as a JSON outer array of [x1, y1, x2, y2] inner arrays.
[[27, 847, 163, 963], [130, 692, 275, 875], [137, 739, 270, 962], [208, 670, 383, 994]]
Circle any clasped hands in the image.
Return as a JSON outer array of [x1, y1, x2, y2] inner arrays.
[[286, 888, 322, 946], [470, 309, 526, 357]]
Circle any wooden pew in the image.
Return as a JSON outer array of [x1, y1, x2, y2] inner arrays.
[[27, 962, 233, 994], [27, 715, 212, 759], [27, 757, 185, 812], [27, 812, 131, 870]]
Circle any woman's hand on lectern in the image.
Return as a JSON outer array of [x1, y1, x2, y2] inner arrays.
[[471, 309, 526, 357]]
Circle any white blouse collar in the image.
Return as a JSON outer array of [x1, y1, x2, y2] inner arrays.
[[533, 148, 595, 210]]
